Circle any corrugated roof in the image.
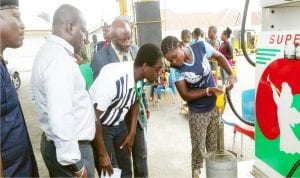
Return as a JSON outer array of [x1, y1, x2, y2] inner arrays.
[[161, 8, 261, 31]]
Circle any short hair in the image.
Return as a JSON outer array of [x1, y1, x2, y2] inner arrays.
[[52, 4, 82, 30], [134, 43, 163, 67], [110, 18, 131, 38], [161, 36, 180, 56], [208, 25, 217, 33], [181, 29, 192, 43], [193, 28, 201, 37]]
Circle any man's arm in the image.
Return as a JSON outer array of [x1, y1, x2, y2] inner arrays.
[[93, 109, 113, 176], [45, 59, 83, 166], [120, 101, 139, 152]]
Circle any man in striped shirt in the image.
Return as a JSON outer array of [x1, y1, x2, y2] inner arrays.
[[89, 43, 164, 177]]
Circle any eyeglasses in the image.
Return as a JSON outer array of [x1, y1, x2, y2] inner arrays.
[[150, 65, 164, 72], [116, 37, 132, 44], [114, 35, 133, 45]]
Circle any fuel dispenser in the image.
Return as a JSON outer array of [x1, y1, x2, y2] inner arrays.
[[253, 0, 300, 177]]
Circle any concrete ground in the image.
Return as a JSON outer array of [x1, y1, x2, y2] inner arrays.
[[17, 55, 255, 177]]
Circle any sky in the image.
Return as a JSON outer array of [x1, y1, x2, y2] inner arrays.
[[19, 0, 119, 29], [162, 0, 259, 13], [19, 0, 260, 29]]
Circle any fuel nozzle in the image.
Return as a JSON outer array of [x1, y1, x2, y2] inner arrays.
[[216, 80, 226, 114]]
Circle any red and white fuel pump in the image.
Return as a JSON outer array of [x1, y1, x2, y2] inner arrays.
[[253, 0, 300, 177]]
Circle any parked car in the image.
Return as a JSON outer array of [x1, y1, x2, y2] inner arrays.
[[5, 60, 21, 90]]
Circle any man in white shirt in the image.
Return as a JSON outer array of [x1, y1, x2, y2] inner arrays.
[[90, 43, 164, 177], [31, 4, 96, 177]]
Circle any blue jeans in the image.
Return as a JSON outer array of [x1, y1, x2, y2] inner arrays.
[[40, 134, 95, 177], [101, 121, 132, 178], [132, 124, 148, 178], [151, 84, 165, 99], [124, 113, 148, 178]]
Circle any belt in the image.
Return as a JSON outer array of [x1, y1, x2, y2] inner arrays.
[[42, 133, 91, 145]]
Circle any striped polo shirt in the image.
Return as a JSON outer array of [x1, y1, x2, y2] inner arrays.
[[89, 61, 137, 126]]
